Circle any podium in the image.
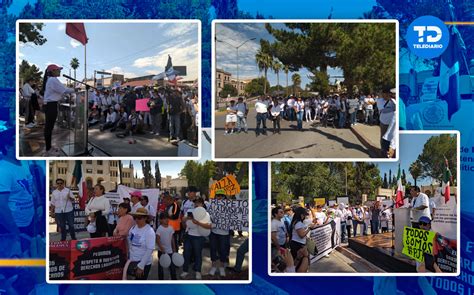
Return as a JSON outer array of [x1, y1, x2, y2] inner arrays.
[[394, 208, 411, 255], [61, 91, 89, 156]]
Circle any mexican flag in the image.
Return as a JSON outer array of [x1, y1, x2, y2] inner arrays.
[[71, 160, 88, 210], [442, 158, 452, 203], [395, 164, 404, 208]]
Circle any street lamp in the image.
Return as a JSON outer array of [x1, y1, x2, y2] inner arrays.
[[216, 37, 256, 95]]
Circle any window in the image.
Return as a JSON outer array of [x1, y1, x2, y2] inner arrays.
[[86, 169, 93, 173], [97, 160, 103, 165], [97, 170, 103, 174], [86, 160, 92, 164]]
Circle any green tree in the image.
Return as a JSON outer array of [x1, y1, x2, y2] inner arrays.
[[255, 47, 272, 95], [219, 83, 238, 98], [272, 60, 282, 89], [244, 77, 269, 96], [409, 160, 422, 187], [19, 60, 43, 83], [154, 161, 161, 188], [70, 57, 79, 82], [19, 23, 47, 45], [417, 134, 457, 184], [284, 65, 289, 96], [308, 71, 330, 96], [291, 73, 301, 95]]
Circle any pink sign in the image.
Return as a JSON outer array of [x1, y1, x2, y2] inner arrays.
[[135, 98, 150, 112]]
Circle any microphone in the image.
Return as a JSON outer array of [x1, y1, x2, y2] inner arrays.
[[63, 74, 74, 80]]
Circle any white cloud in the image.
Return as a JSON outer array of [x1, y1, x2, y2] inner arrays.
[[132, 41, 199, 80], [58, 24, 65, 31], [57, 46, 66, 50], [18, 52, 24, 58], [145, 69, 159, 75], [163, 23, 196, 37], [70, 39, 81, 48], [106, 66, 138, 79]]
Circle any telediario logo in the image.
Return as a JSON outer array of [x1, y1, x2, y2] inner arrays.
[[406, 16, 450, 59]]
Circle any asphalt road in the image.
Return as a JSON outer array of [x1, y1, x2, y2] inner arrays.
[[215, 111, 371, 159]]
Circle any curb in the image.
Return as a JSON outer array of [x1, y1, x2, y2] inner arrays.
[[350, 125, 380, 158]]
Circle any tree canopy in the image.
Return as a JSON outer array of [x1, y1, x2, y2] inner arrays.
[[19, 60, 43, 83], [244, 77, 269, 96], [219, 83, 237, 98], [19, 23, 47, 45]]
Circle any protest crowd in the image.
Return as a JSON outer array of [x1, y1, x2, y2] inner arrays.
[[224, 91, 396, 158], [50, 183, 249, 281]]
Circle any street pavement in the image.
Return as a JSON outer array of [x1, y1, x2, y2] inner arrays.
[[19, 119, 178, 157], [215, 111, 374, 159]]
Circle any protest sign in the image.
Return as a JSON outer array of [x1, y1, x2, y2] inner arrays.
[[135, 98, 150, 112], [50, 237, 127, 280], [209, 175, 240, 199], [433, 234, 457, 273], [49, 240, 71, 280], [298, 196, 305, 208], [308, 218, 341, 263], [402, 226, 435, 262], [207, 199, 249, 231], [431, 188, 457, 240], [337, 196, 349, 206], [314, 198, 326, 207]]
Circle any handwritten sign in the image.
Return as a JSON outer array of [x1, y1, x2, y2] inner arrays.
[[135, 98, 150, 112], [402, 226, 435, 262], [314, 198, 326, 207], [209, 175, 240, 199], [207, 199, 249, 231]]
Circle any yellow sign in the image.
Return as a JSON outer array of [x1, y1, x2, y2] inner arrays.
[[209, 175, 240, 199], [298, 196, 305, 208], [314, 198, 326, 207], [402, 226, 435, 262]]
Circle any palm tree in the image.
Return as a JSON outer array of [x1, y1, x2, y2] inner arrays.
[[255, 48, 272, 95], [272, 60, 282, 93], [70, 57, 80, 82], [291, 73, 301, 95], [284, 65, 289, 96], [409, 160, 422, 187]]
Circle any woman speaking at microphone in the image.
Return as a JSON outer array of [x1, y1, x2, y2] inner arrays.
[[41, 64, 75, 156]]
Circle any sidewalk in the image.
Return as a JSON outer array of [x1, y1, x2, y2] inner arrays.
[[350, 124, 381, 157]]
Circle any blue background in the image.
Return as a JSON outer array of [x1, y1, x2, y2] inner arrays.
[[1, 0, 473, 294]]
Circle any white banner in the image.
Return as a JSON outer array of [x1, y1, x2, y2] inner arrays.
[[308, 218, 341, 263], [431, 188, 457, 240], [117, 185, 160, 212]]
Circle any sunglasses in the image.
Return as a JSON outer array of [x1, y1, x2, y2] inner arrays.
[[419, 222, 430, 226]]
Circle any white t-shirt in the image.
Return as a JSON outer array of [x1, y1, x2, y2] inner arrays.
[[271, 102, 284, 116], [291, 221, 307, 244], [271, 219, 287, 246], [106, 111, 117, 123], [44, 77, 74, 103], [412, 193, 431, 221], [255, 100, 268, 113], [85, 196, 111, 216], [364, 97, 375, 110], [378, 98, 396, 125], [51, 187, 74, 213], [0, 160, 35, 227], [156, 225, 175, 254], [295, 101, 305, 112], [181, 199, 194, 216], [128, 224, 156, 268], [287, 98, 295, 107], [130, 202, 143, 214], [22, 83, 34, 98], [185, 219, 200, 236], [143, 203, 156, 218], [429, 198, 437, 216], [314, 211, 326, 225]]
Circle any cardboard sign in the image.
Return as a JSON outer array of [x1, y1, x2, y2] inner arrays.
[[402, 226, 435, 262], [135, 98, 150, 112], [314, 198, 326, 207], [207, 199, 249, 231], [49, 237, 127, 280], [209, 175, 240, 199]]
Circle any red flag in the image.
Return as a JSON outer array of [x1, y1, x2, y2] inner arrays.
[[66, 23, 88, 45], [395, 164, 404, 208]]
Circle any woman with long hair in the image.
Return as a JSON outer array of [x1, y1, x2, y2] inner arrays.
[[85, 184, 111, 238], [289, 207, 313, 262], [41, 64, 75, 156]]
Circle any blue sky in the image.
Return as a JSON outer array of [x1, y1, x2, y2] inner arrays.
[[215, 23, 344, 88], [377, 133, 454, 186], [19, 22, 199, 83]]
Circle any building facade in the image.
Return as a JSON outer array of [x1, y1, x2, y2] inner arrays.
[[216, 68, 232, 98], [161, 175, 188, 196]]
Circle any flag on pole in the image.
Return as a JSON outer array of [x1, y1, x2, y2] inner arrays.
[[442, 157, 452, 203], [395, 164, 405, 208], [71, 160, 88, 210], [438, 2, 466, 120], [66, 23, 88, 45]]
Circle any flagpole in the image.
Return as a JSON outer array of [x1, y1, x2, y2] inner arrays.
[[84, 43, 88, 155]]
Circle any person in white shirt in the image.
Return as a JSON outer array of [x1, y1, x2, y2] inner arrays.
[[410, 186, 431, 228], [209, 194, 231, 277], [235, 97, 248, 133], [100, 107, 118, 131], [294, 97, 305, 131], [128, 207, 155, 280], [271, 206, 287, 259], [130, 191, 144, 214], [289, 207, 315, 261], [22, 79, 37, 128], [85, 184, 111, 238], [140, 195, 156, 227], [50, 178, 76, 241], [156, 212, 177, 280], [270, 97, 284, 134], [224, 100, 238, 135], [286, 96, 295, 121], [364, 95, 375, 125], [255, 96, 269, 136], [377, 93, 396, 157], [41, 64, 75, 156]]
